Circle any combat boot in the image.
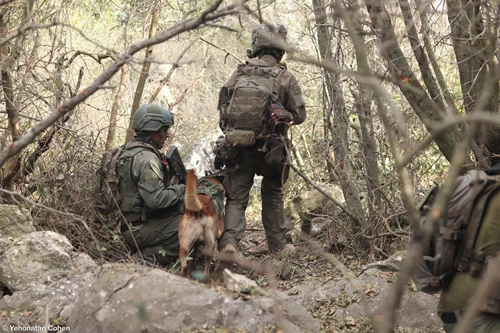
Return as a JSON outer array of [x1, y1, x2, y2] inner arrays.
[[214, 244, 238, 277]]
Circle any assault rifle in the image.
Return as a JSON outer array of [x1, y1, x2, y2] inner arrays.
[[166, 146, 187, 185]]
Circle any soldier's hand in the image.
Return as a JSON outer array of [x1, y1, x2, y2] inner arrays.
[[171, 184, 185, 195]]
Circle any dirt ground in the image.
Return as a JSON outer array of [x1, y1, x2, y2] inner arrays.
[[185, 215, 443, 333]]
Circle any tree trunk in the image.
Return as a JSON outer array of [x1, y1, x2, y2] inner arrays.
[[402, 0, 488, 166], [125, 5, 159, 142], [446, 0, 490, 115], [415, 0, 458, 115], [446, 0, 500, 158], [106, 64, 129, 150], [313, 0, 366, 237], [363, 0, 473, 166], [346, 0, 381, 222], [0, 10, 21, 202], [398, 0, 445, 110]]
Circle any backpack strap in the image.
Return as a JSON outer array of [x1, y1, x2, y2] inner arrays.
[[123, 141, 163, 160], [269, 65, 286, 99], [240, 63, 286, 98]]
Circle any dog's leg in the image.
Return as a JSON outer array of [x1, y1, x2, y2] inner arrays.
[[179, 218, 196, 277], [179, 244, 190, 277], [204, 255, 212, 277], [203, 223, 217, 277]]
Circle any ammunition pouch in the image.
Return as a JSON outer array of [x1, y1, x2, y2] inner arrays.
[[226, 129, 255, 147], [214, 135, 239, 169]]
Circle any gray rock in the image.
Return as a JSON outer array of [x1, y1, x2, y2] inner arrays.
[[310, 217, 333, 237], [285, 184, 344, 238], [184, 133, 219, 176], [0, 273, 88, 325], [0, 204, 36, 238], [223, 268, 260, 294], [289, 268, 441, 330], [71, 252, 97, 272], [67, 263, 319, 333], [360, 251, 406, 274], [0, 231, 75, 291], [0, 237, 11, 252]]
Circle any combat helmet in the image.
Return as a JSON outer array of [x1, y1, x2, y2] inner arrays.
[[132, 103, 174, 132], [248, 23, 287, 58]]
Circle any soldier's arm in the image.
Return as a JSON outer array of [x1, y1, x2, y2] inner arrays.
[[283, 73, 306, 125], [133, 151, 185, 210]]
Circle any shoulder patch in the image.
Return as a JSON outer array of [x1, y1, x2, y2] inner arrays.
[[294, 84, 303, 95], [149, 160, 164, 180]]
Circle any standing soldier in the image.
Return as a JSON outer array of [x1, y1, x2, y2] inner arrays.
[[215, 23, 307, 264]]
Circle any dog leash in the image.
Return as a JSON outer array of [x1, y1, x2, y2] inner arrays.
[[199, 164, 242, 180]]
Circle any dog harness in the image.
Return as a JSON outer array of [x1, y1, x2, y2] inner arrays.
[[196, 179, 225, 219]]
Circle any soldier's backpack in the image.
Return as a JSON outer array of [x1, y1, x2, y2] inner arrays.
[[220, 63, 287, 147], [412, 170, 500, 294], [95, 145, 128, 215]]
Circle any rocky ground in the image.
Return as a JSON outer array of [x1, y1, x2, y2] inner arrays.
[[184, 215, 444, 333], [0, 202, 444, 333]]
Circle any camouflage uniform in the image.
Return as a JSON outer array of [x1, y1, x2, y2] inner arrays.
[[438, 189, 500, 332], [119, 138, 185, 266], [217, 54, 306, 252]]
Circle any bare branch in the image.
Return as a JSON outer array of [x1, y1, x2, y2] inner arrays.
[[149, 37, 201, 103], [0, 1, 245, 168], [0, 188, 104, 263], [0, 22, 59, 48], [64, 51, 115, 68], [286, 157, 365, 229], [126, 4, 160, 142], [200, 37, 244, 63], [169, 66, 206, 109]]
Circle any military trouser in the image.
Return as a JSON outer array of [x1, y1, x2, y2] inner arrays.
[[122, 213, 182, 266], [443, 313, 500, 333], [219, 143, 288, 253]]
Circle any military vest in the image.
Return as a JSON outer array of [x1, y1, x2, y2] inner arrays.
[[116, 141, 168, 220]]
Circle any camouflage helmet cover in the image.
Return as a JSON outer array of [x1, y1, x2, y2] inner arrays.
[[132, 103, 174, 132], [249, 23, 287, 58]]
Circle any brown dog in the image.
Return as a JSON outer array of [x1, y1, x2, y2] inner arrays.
[[178, 169, 225, 277]]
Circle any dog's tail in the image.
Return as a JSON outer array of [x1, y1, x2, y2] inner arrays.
[[184, 169, 202, 212]]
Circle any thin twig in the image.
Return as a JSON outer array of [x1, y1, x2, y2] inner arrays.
[[200, 37, 245, 63], [0, 188, 104, 262], [149, 37, 201, 104], [0, 1, 246, 168]]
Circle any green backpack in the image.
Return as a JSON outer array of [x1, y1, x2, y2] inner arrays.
[[412, 170, 500, 293], [221, 63, 286, 147]]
